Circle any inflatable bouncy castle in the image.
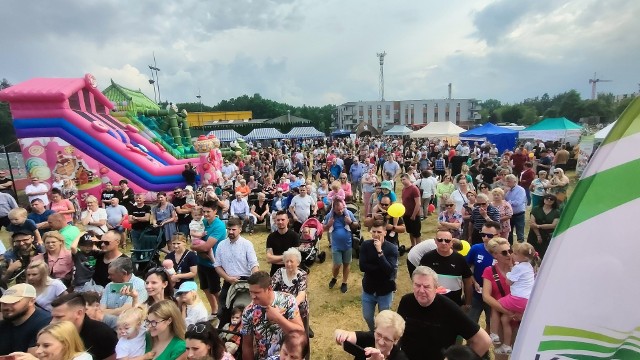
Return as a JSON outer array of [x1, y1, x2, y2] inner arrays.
[[0, 74, 225, 201]]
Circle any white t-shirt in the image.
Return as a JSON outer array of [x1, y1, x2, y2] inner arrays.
[[73, 353, 93, 360], [415, 177, 437, 198], [449, 189, 469, 213], [408, 239, 437, 267], [82, 208, 108, 234], [185, 301, 209, 326], [25, 183, 50, 206], [507, 262, 535, 299], [37, 279, 67, 311], [115, 327, 146, 358], [290, 195, 314, 222]]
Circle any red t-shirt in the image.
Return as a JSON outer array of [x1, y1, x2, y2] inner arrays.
[[482, 265, 511, 300], [401, 185, 421, 214]]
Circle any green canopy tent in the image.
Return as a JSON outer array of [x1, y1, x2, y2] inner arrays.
[[519, 117, 582, 144]]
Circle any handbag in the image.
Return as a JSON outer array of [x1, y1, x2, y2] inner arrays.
[[492, 265, 507, 297]]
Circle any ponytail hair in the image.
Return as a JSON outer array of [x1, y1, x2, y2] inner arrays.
[[512, 242, 542, 272]]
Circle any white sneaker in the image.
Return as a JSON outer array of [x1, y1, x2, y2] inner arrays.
[[490, 333, 501, 345], [494, 344, 512, 355]]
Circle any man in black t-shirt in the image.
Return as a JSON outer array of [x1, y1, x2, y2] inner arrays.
[[182, 164, 197, 188], [129, 193, 151, 248], [0, 283, 52, 354], [100, 182, 118, 208], [419, 230, 473, 307], [92, 230, 128, 287], [172, 187, 192, 235], [266, 211, 300, 276], [50, 293, 118, 360], [0, 170, 14, 197], [397, 266, 491, 360], [363, 196, 406, 248]]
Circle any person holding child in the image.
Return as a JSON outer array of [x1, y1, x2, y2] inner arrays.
[[164, 233, 199, 289]]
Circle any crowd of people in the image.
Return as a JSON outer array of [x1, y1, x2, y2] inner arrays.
[[0, 135, 574, 360]]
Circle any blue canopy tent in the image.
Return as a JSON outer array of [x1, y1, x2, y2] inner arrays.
[[331, 129, 352, 138], [286, 126, 325, 139], [459, 123, 518, 153], [244, 127, 285, 141]]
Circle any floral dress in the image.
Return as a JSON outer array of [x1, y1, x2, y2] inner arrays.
[[271, 268, 309, 318], [438, 210, 463, 238], [62, 186, 80, 222], [241, 292, 299, 359], [493, 201, 513, 238]]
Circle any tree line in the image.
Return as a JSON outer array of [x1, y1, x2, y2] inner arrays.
[[479, 90, 634, 125]]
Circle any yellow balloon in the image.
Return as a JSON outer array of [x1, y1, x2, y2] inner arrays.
[[458, 240, 471, 257], [387, 203, 406, 218]]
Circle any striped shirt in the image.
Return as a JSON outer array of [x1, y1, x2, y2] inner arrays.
[[471, 205, 501, 230]]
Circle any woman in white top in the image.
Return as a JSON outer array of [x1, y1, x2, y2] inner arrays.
[[80, 195, 108, 235], [26, 260, 68, 312], [449, 177, 471, 214]]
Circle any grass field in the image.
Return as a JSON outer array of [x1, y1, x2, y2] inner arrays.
[[3, 172, 577, 359]]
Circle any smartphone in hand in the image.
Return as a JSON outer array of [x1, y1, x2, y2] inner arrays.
[[343, 341, 366, 358], [110, 282, 133, 293]]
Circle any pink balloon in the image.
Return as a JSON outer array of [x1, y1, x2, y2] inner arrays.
[[100, 167, 109, 175]]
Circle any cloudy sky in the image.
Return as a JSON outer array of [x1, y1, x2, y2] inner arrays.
[[2, 0, 638, 107]]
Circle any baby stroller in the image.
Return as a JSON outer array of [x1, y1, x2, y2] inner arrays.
[[131, 227, 164, 276], [298, 217, 326, 269], [346, 202, 364, 258]]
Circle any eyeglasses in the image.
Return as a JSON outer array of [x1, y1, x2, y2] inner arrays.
[[187, 323, 207, 333], [379, 203, 390, 207], [479, 186, 487, 189], [144, 318, 167, 328], [479, 232, 495, 238], [500, 249, 514, 257], [97, 240, 111, 247], [476, 203, 487, 206], [13, 238, 32, 244], [374, 331, 395, 344], [436, 238, 452, 244], [445, 204, 455, 207], [544, 197, 554, 201]]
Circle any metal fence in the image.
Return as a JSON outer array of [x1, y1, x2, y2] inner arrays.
[[0, 152, 27, 179]]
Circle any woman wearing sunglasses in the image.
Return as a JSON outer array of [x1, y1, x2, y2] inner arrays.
[[143, 300, 187, 360], [481, 237, 517, 357], [184, 321, 233, 360]]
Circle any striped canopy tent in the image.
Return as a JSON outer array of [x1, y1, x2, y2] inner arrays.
[[206, 129, 243, 142], [286, 126, 325, 139], [244, 127, 286, 141]]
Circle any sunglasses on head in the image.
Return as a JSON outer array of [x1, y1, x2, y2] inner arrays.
[[445, 204, 455, 207], [500, 249, 514, 256], [436, 238, 452, 243], [187, 323, 208, 333], [480, 232, 495, 238]]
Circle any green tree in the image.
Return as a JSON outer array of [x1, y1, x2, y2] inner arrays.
[[0, 79, 19, 151]]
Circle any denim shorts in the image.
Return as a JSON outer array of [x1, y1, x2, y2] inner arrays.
[[332, 248, 353, 265]]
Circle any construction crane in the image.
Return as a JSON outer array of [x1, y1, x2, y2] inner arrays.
[[589, 73, 612, 100]]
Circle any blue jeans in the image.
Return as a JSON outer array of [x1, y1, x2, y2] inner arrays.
[[509, 212, 526, 243], [468, 294, 491, 328], [362, 291, 394, 331]]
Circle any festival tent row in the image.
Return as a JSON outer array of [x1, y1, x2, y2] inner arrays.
[[285, 126, 325, 139], [383, 125, 413, 136], [208, 126, 325, 142], [410, 121, 466, 143], [244, 127, 286, 141], [519, 117, 582, 144], [460, 123, 518, 154]]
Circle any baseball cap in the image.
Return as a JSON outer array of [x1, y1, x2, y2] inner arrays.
[[11, 229, 34, 237], [1, 283, 37, 304], [175, 281, 198, 294], [184, 185, 193, 192]]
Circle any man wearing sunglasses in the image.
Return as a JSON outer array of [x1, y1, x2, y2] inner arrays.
[[465, 221, 501, 333], [92, 230, 127, 288], [1, 229, 44, 285], [419, 230, 473, 309]]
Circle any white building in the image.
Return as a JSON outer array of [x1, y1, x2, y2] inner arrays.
[[334, 99, 481, 132]]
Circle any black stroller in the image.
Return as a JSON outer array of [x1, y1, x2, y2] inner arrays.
[[131, 227, 164, 276]]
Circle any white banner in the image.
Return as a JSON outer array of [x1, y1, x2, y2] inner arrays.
[[575, 135, 594, 177]]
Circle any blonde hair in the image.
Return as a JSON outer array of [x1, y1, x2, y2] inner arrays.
[[513, 241, 536, 260], [486, 237, 509, 255], [38, 321, 86, 360], [27, 260, 52, 288], [42, 231, 65, 245], [172, 232, 188, 244], [190, 206, 203, 217], [330, 180, 341, 191], [85, 195, 98, 204], [8, 207, 27, 220], [491, 187, 505, 198], [118, 305, 147, 327], [147, 300, 186, 340], [374, 310, 406, 341]]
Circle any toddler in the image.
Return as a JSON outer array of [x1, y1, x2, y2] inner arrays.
[[115, 306, 147, 360], [327, 180, 346, 210], [298, 226, 315, 253], [8, 207, 42, 244], [184, 185, 196, 208], [189, 207, 213, 262], [220, 306, 244, 356], [176, 281, 208, 326], [71, 232, 103, 293], [491, 242, 539, 355], [162, 259, 176, 276]]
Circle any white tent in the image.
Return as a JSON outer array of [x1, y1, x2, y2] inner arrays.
[[594, 121, 616, 141], [383, 125, 413, 136], [410, 121, 466, 140]]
